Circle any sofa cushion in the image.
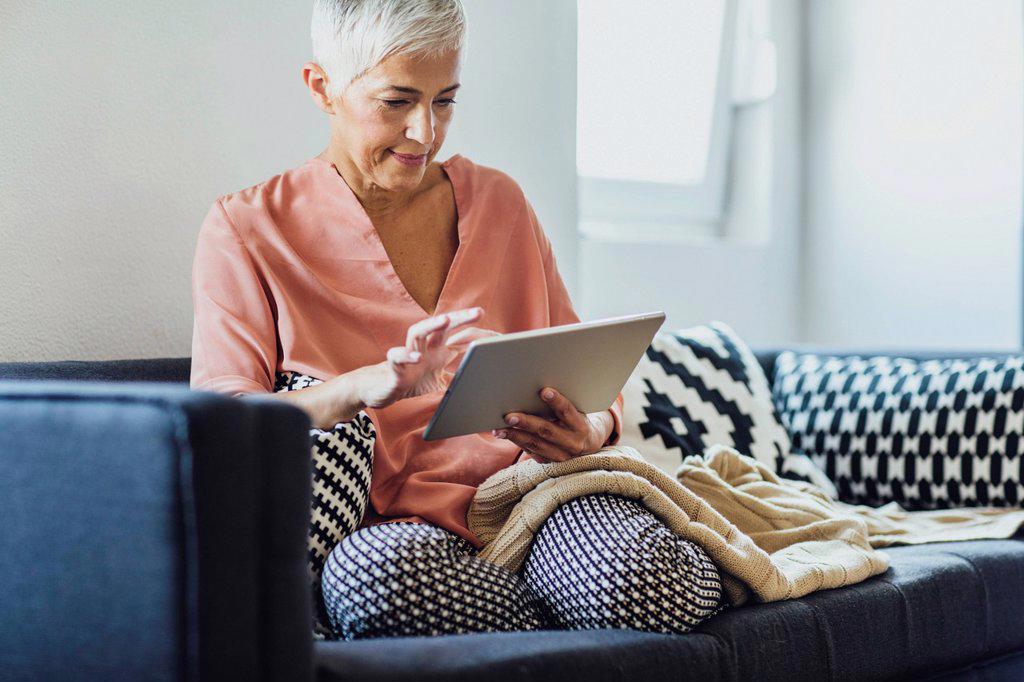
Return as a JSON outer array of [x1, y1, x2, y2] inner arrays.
[[315, 536, 1024, 682], [273, 369, 377, 637], [773, 351, 1024, 509], [617, 321, 835, 496], [697, 536, 1024, 681]]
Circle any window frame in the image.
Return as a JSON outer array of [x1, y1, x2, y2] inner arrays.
[[577, 0, 741, 237]]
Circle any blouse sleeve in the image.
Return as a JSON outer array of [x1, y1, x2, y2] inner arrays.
[[189, 198, 278, 396], [516, 198, 625, 463]]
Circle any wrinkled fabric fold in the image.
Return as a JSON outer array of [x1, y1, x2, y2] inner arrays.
[[469, 443, 1024, 606]]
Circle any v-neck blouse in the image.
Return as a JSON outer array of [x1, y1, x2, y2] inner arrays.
[[189, 153, 624, 549]]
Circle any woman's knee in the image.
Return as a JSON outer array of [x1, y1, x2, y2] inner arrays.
[[522, 493, 725, 634], [322, 521, 546, 639]]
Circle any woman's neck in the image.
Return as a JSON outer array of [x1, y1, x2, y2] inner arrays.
[[318, 149, 440, 221]]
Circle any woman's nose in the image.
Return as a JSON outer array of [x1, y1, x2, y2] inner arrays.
[[406, 105, 435, 146]]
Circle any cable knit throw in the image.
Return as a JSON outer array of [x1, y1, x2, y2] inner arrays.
[[468, 444, 1024, 606]]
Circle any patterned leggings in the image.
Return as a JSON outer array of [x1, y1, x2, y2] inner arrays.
[[274, 371, 728, 640]]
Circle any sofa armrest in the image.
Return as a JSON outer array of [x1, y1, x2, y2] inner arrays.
[[0, 381, 313, 682]]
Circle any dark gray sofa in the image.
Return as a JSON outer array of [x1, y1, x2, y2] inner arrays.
[[2, 347, 1023, 682]]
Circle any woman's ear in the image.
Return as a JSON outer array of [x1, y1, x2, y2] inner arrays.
[[302, 62, 335, 114]]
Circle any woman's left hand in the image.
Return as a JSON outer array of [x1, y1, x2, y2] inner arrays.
[[492, 387, 611, 462]]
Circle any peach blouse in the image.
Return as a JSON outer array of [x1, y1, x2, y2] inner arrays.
[[189, 153, 624, 548]]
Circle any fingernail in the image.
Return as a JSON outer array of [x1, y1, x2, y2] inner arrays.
[[497, 430, 507, 438], [505, 415, 519, 425], [543, 389, 554, 400]]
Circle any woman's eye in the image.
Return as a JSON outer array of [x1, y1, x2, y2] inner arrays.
[[381, 98, 457, 109]]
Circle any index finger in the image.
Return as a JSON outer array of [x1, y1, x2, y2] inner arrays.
[[406, 314, 452, 347], [405, 307, 484, 348], [442, 306, 484, 328]]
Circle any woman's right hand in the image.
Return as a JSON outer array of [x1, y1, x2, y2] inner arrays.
[[356, 306, 489, 410]]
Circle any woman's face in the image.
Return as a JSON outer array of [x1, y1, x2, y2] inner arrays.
[[328, 48, 462, 194]]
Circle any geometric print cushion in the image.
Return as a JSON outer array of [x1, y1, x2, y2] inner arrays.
[[772, 352, 1024, 509], [618, 320, 837, 498], [273, 370, 376, 638]]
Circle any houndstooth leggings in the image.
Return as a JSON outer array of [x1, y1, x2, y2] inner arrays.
[[274, 371, 728, 640]]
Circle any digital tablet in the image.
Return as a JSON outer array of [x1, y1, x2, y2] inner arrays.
[[422, 310, 666, 441]]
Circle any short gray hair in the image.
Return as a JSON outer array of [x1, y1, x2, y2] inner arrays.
[[311, 0, 467, 100]]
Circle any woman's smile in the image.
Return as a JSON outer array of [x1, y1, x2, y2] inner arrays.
[[390, 149, 427, 166]]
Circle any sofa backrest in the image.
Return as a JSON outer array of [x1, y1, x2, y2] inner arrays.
[[0, 357, 191, 383], [3, 348, 1021, 392]]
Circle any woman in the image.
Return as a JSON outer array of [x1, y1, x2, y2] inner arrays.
[[190, 0, 725, 640]]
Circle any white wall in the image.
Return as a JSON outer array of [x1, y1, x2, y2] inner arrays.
[[5, 1, 1020, 361], [802, 0, 1024, 350], [578, 0, 805, 348], [0, 0, 577, 361]]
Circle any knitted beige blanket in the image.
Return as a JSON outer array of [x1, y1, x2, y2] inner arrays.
[[467, 444, 1024, 607]]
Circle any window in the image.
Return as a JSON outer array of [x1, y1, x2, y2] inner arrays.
[[577, 0, 776, 240]]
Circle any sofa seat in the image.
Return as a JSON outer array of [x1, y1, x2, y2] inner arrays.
[[314, 536, 1024, 682]]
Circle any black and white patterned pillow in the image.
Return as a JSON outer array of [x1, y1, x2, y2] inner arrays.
[[273, 370, 376, 638], [772, 352, 1024, 509], [619, 321, 836, 497]]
